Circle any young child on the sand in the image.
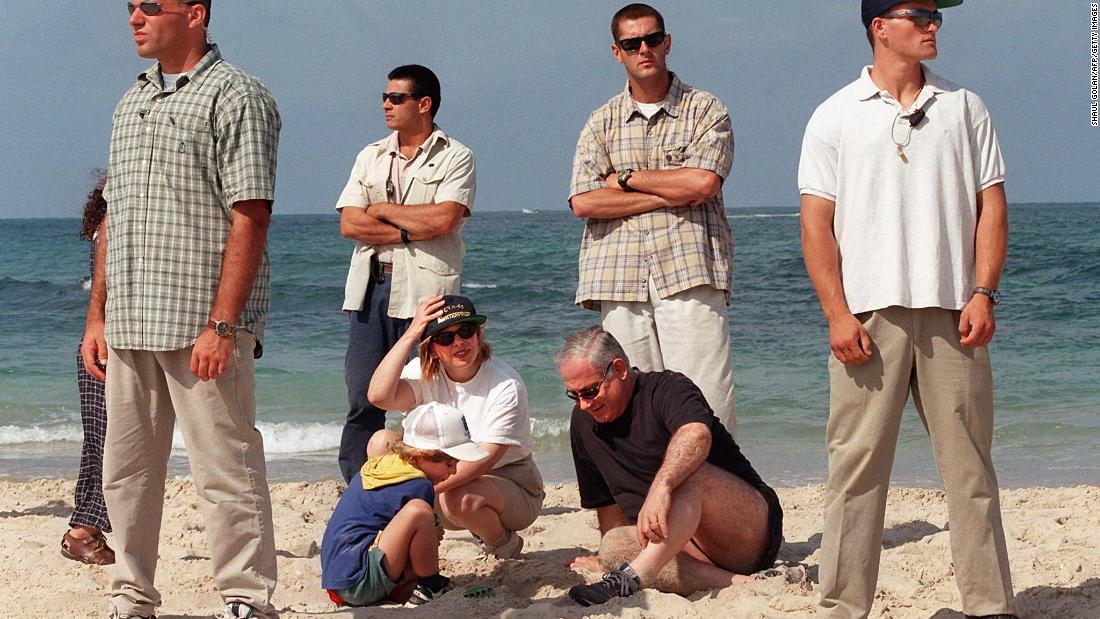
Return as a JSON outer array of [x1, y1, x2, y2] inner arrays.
[[322, 403, 488, 607]]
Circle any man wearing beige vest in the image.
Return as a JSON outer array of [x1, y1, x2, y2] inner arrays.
[[335, 65, 476, 483]]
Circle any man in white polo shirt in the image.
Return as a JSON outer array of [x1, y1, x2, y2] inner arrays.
[[335, 64, 476, 483], [798, 1, 1015, 618]]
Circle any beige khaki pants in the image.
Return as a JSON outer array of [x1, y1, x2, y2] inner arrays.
[[601, 281, 736, 435], [817, 307, 1013, 618], [103, 333, 277, 618]]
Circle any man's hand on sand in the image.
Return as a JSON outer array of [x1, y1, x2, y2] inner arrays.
[[190, 329, 234, 381], [828, 313, 873, 366]]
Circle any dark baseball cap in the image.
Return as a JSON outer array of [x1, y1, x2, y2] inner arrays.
[[861, 0, 963, 28], [422, 295, 487, 340]]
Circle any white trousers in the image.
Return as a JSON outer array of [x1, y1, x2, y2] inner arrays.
[[601, 280, 736, 435]]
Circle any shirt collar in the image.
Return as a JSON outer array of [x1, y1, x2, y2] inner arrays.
[[856, 63, 947, 102], [138, 43, 222, 91], [384, 124, 449, 158], [619, 71, 686, 120]]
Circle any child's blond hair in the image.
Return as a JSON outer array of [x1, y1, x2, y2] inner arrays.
[[387, 436, 458, 465]]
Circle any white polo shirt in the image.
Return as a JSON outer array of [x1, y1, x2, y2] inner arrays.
[[798, 65, 1005, 314], [336, 127, 476, 316]]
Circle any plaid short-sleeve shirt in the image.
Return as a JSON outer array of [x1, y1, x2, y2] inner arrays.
[[103, 45, 280, 353], [569, 73, 734, 309]]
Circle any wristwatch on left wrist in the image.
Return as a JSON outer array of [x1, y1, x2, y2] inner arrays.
[[617, 168, 635, 192], [972, 286, 1001, 305], [207, 319, 237, 338]]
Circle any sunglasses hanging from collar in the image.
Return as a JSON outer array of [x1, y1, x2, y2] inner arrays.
[[891, 101, 929, 164]]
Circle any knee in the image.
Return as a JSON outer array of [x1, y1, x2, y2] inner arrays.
[[402, 498, 435, 525], [366, 429, 398, 458], [598, 526, 640, 569], [440, 485, 487, 517]]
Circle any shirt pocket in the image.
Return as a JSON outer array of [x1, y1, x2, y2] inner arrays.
[[657, 144, 688, 168], [165, 114, 215, 190], [403, 164, 447, 205]]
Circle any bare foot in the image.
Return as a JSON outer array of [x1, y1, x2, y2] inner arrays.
[[568, 554, 604, 574]]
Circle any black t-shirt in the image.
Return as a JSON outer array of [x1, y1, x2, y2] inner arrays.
[[570, 370, 773, 523]]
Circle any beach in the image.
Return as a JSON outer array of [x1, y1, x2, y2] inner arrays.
[[2, 478, 1097, 618]]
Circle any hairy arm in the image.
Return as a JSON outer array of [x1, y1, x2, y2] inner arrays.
[[635, 421, 711, 545], [80, 217, 109, 381], [367, 201, 466, 241], [338, 205, 402, 245], [190, 200, 271, 380], [960, 182, 1008, 347], [569, 168, 720, 219], [800, 194, 873, 365]]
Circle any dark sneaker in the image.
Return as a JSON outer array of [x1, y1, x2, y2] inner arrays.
[[213, 602, 257, 618], [568, 562, 641, 606], [405, 575, 452, 607]]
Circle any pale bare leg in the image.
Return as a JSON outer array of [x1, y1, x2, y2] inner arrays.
[[376, 499, 440, 581], [438, 477, 507, 544], [599, 464, 770, 595]]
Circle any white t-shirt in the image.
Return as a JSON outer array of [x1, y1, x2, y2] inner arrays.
[[161, 72, 183, 91], [400, 356, 533, 467], [634, 101, 662, 119], [797, 65, 1005, 314]]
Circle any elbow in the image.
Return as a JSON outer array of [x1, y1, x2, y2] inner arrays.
[[689, 173, 722, 203], [569, 195, 594, 218], [339, 220, 355, 240]]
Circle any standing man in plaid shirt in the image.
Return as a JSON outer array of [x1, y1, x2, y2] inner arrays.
[[569, 3, 737, 433], [81, 2, 279, 617]]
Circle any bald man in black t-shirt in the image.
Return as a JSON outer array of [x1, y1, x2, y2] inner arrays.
[[556, 326, 783, 607]]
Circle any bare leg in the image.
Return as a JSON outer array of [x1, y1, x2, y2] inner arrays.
[[599, 464, 770, 595], [375, 499, 440, 581], [366, 429, 399, 459], [438, 477, 506, 543]]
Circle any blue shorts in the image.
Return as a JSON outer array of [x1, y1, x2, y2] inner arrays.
[[335, 546, 398, 606]]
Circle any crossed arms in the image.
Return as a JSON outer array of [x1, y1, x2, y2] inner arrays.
[[338, 200, 466, 244], [569, 168, 722, 219]]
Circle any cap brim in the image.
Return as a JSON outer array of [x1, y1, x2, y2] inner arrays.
[[422, 315, 488, 341], [936, 0, 963, 7], [442, 442, 490, 462]]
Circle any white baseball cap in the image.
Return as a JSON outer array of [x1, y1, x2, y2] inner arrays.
[[402, 403, 489, 462]]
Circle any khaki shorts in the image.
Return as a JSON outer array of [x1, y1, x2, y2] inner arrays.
[[439, 455, 545, 532]]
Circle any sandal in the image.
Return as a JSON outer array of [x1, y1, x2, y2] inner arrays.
[[61, 529, 116, 565]]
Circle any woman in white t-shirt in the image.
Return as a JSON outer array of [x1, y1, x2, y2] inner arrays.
[[367, 295, 544, 559]]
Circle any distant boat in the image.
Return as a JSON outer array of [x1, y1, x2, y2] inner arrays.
[[521, 208, 539, 214]]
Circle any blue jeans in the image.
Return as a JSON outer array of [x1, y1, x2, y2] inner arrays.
[[340, 271, 410, 483]]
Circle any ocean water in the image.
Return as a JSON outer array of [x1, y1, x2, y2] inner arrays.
[[1, 205, 1098, 487]]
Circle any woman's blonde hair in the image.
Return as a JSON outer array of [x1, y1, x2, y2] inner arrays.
[[388, 439, 456, 465], [418, 324, 492, 381]]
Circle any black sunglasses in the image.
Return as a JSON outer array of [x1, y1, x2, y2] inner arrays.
[[127, 0, 200, 16], [382, 92, 419, 105], [617, 31, 667, 53], [881, 8, 943, 29], [565, 362, 616, 402], [431, 322, 478, 347]]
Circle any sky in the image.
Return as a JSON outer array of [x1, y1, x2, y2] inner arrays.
[[1, 1, 1097, 218]]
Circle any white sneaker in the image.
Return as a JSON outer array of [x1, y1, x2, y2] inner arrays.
[[213, 602, 257, 619]]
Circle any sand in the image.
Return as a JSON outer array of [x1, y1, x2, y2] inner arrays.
[[1, 479, 1097, 618]]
